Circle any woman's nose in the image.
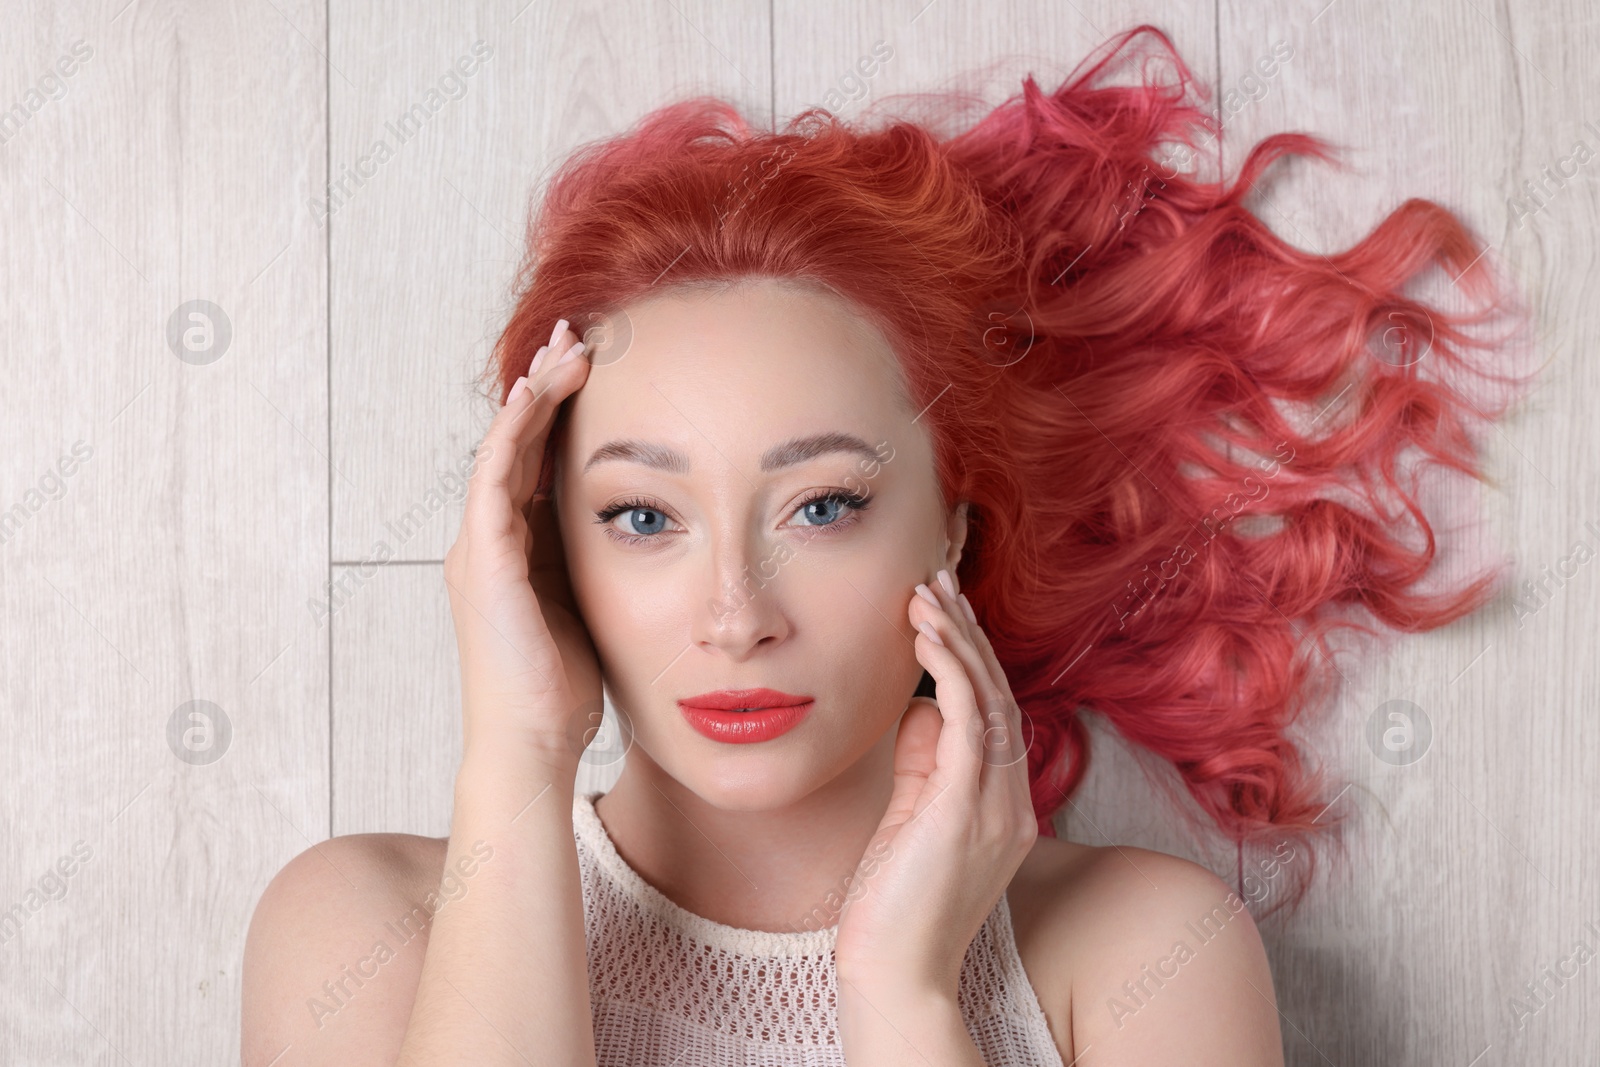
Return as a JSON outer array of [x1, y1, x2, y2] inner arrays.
[[690, 531, 792, 659]]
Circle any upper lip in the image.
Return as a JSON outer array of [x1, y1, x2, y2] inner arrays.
[[678, 688, 813, 710]]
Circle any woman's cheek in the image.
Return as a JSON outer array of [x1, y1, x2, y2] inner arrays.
[[575, 564, 675, 685], [832, 548, 927, 670]]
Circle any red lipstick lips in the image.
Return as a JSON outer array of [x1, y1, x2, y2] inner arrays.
[[677, 688, 815, 743]]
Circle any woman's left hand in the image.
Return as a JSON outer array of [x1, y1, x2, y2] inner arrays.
[[833, 567, 1039, 995]]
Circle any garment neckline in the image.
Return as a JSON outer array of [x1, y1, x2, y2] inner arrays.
[[572, 789, 841, 959]]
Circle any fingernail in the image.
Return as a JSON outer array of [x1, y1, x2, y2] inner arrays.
[[549, 319, 569, 347], [917, 620, 944, 647], [529, 345, 549, 375], [958, 592, 977, 623], [936, 569, 957, 598], [508, 376, 529, 404], [556, 339, 586, 366], [914, 583, 940, 608]]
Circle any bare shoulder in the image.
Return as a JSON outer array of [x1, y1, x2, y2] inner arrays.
[[1008, 836, 1284, 1067], [241, 832, 453, 1067]]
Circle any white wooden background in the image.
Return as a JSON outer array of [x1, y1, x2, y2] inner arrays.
[[1, 0, 1594, 1063]]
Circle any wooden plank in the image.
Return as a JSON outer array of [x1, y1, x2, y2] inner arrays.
[[0, 1, 328, 1063], [774, 1, 1215, 144]]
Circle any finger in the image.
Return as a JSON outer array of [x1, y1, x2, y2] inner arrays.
[[955, 590, 1014, 703], [481, 354, 556, 486], [546, 316, 576, 357], [463, 386, 550, 544], [958, 595, 1028, 769], [934, 574, 1024, 747], [918, 579, 1005, 726], [516, 318, 593, 417], [529, 329, 592, 405], [884, 697, 942, 827], [918, 580, 1028, 795], [929, 571, 993, 693], [468, 337, 590, 536], [910, 597, 984, 798]]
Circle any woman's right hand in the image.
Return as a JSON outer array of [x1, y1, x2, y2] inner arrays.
[[392, 318, 604, 1067], [443, 317, 600, 768]]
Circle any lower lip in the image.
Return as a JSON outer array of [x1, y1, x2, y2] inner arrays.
[[678, 701, 814, 744]]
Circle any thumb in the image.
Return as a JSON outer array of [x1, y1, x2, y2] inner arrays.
[[883, 697, 942, 826]]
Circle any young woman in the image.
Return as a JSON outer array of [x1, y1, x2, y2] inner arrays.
[[242, 25, 1531, 1067]]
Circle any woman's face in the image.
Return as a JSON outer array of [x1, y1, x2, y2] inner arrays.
[[552, 278, 967, 810]]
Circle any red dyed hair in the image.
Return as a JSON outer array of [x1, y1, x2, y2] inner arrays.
[[482, 25, 1537, 914]]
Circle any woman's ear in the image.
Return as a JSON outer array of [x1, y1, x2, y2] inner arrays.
[[943, 501, 971, 574]]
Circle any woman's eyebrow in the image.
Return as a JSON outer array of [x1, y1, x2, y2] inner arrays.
[[582, 431, 880, 475]]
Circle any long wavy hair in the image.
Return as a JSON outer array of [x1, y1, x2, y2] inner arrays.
[[479, 25, 1538, 915]]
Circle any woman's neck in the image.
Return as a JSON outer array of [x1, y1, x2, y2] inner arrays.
[[590, 733, 898, 934]]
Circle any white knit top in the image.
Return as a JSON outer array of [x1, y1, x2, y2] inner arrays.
[[572, 790, 1068, 1065]]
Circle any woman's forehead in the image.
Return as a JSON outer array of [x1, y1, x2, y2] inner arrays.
[[561, 282, 920, 461], [611, 279, 895, 372]]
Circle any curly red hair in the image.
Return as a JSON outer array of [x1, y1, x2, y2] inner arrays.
[[482, 25, 1538, 915]]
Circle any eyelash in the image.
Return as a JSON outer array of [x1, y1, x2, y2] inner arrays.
[[593, 488, 873, 547]]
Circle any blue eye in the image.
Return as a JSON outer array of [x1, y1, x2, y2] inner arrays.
[[622, 508, 667, 535], [597, 502, 673, 540], [593, 489, 871, 547], [790, 492, 861, 528], [788, 489, 872, 533]]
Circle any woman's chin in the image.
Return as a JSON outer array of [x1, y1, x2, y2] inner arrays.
[[689, 757, 820, 811], [655, 741, 839, 813]]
